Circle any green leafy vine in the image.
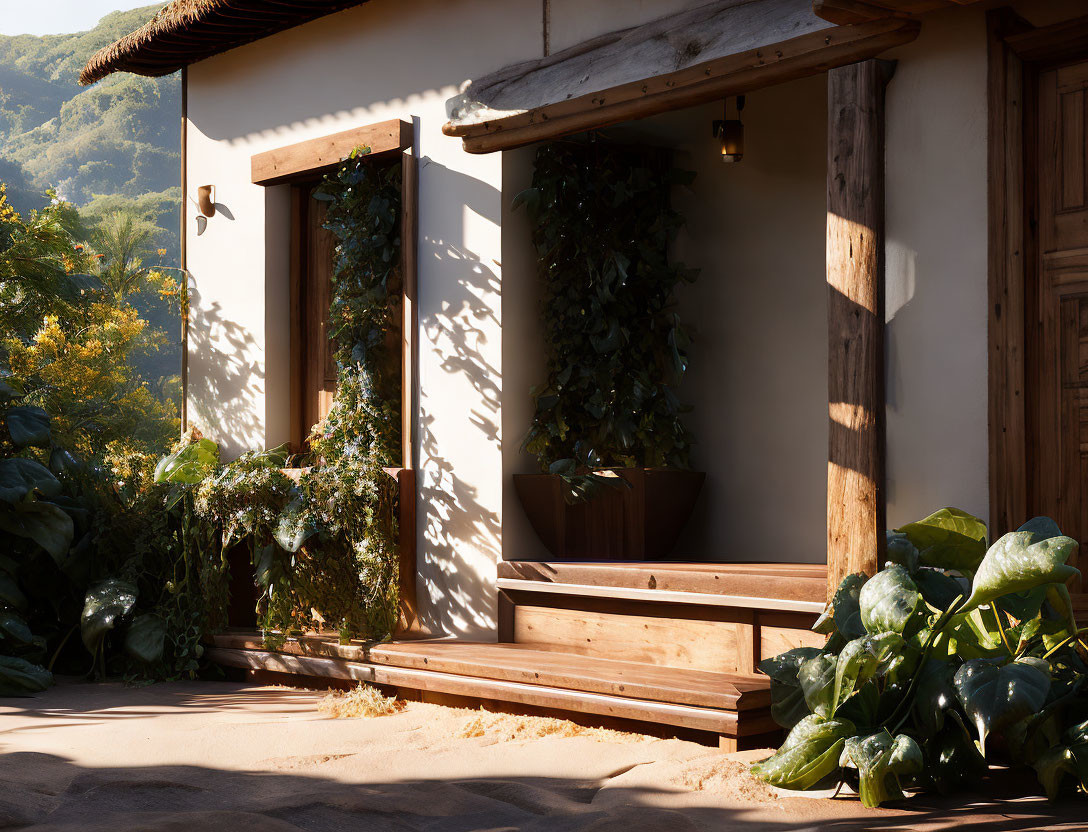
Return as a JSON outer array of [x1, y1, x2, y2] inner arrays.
[[515, 140, 697, 497], [189, 148, 403, 644]]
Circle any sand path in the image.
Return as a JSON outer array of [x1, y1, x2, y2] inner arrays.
[[0, 681, 1084, 831]]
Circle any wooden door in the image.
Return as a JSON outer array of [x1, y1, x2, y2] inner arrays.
[[304, 193, 338, 433], [290, 183, 338, 449], [1027, 56, 1088, 577]]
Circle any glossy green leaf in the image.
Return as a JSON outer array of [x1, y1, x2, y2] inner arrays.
[[830, 573, 867, 640], [886, 531, 920, 573], [153, 438, 219, 485], [1017, 617, 1071, 655], [1007, 706, 1063, 766], [1034, 745, 1075, 800], [842, 731, 923, 808], [0, 655, 52, 696], [0, 574, 28, 611], [798, 652, 837, 718], [832, 632, 905, 716], [962, 532, 1079, 613], [759, 646, 822, 730], [0, 458, 61, 503], [0, 611, 34, 646], [942, 607, 1007, 660], [954, 657, 1051, 755], [897, 508, 987, 573], [751, 714, 855, 791], [4, 405, 50, 448], [914, 568, 966, 612], [1018, 516, 1063, 542], [912, 659, 958, 738], [81, 579, 137, 655], [928, 714, 987, 795], [860, 566, 922, 635], [0, 499, 73, 561], [124, 614, 166, 665]]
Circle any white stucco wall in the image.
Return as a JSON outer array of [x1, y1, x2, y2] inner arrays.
[[185, 0, 545, 637], [882, 8, 990, 529], [184, 0, 726, 635]]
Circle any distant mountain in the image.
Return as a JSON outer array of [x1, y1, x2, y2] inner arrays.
[[0, 5, 179, 253]]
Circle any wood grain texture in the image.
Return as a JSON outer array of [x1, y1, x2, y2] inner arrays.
[[210, 634, 769, 710], [395, 467, 418, 632], [497, 561, 826, 604], [511, 604, 748, 673], [812, 0, 901, 25], [987, 9, 1031, 541], [206, 646, 769, 735], [446, 14, 918, 153], [1005, 14, 1088, 64], [251, 119, 411, 185], [288, 184, 306, 452], [825, 60, 893, 600], [304, 193, 337, 432], [1028, 55, 1088, 590]]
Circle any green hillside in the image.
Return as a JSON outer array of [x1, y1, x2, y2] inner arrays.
[[0, 4, 179, 253]]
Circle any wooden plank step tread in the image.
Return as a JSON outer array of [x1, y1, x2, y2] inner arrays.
[[210, 634, 770, 711], [207, 645, 778, 737], [497, 561, 827, 605]]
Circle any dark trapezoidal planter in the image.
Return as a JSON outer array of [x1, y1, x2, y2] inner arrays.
[[514, 468, 705, 560]]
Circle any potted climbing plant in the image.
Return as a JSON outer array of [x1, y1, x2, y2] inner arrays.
[[512, 139, 703, 560]]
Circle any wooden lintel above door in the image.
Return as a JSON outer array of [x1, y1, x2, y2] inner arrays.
[[252, 119, 412, 186], [441, 0, 921, 154]]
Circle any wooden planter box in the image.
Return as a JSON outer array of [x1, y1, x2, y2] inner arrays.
[[513, 468, 705, 560]]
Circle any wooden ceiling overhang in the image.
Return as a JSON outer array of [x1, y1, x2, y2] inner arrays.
[[442, 0, 980, 154]]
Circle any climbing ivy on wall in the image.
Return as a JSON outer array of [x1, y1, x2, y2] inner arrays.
[[515, 140, 698, 491], [190, 148, 403, 643]]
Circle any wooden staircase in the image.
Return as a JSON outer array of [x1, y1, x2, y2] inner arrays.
[[209, 561, 827, 749]]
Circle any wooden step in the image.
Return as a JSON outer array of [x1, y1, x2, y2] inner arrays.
[[208, 633, 776, 740], [497, 561, 826, 612]]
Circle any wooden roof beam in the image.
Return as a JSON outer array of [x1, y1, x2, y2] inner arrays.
[[443, 10, 919, 154]]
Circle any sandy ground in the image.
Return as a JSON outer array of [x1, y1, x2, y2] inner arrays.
[[0, 681, 1086, 831]]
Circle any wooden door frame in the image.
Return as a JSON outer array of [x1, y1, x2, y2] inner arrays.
[[987, 10, 1088, 537], [252, 118, 420, 629]]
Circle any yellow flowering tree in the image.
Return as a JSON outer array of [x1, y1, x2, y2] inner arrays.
[[0, 187, 180, 467]]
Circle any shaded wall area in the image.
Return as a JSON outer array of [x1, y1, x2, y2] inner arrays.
[[500, 74, 829, 563]]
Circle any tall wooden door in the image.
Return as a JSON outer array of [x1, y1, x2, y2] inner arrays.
[[290, 183, 338, 450], [304, 193, 338, 433], [1027, 55, 1088, 573]]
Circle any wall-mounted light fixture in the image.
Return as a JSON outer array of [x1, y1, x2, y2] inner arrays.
[[196, 185, 216, 217], [712, 96, 745, 163]]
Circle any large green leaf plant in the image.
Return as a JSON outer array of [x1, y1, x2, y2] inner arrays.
[[753, 507, 1088, 806]]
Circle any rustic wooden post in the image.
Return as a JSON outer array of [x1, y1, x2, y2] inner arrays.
[[826, 59, 894, 600]]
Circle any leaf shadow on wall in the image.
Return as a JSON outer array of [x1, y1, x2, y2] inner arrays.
[[185, 283, 263, 457], [415, 157, 502, 638]]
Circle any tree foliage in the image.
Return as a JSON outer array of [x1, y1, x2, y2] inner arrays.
[[0, 183, 201, 688]]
